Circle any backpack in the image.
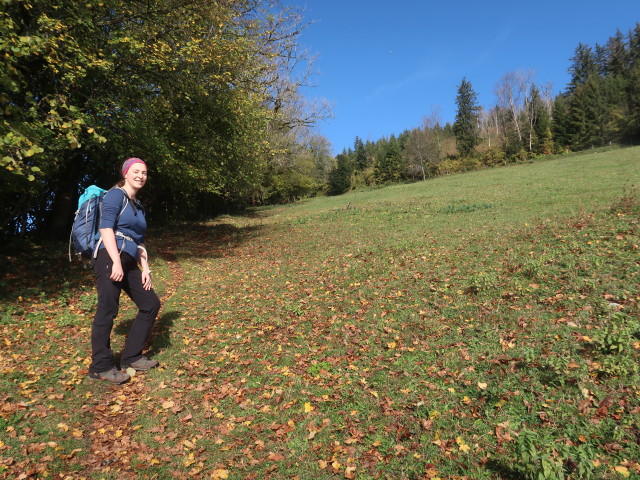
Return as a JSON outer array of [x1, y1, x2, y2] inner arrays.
[[68, 185, 128, 261]]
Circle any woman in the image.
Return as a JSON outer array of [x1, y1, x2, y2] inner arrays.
[[88, 157, 161, 384]]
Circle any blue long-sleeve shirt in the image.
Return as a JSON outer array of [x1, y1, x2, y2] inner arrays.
[[98, 187, 146, 260]]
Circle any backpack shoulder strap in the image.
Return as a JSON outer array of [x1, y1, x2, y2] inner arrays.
[[89, 188, 130, 259], [112, 187, 130, 218]]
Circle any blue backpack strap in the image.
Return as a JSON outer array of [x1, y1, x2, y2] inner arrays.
[[114, 187, 130, 219], [91, 188, 130, 258]]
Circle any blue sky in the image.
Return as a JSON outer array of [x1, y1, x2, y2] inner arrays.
[[286, 0, 639, 155]]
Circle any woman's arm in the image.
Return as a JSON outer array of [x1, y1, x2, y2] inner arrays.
[[138, 244, 152, 290], [99, 228, 124, 281]]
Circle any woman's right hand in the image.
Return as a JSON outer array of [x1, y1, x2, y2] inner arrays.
[[100, 228, 124, 282], [110, 262, 124, 282]]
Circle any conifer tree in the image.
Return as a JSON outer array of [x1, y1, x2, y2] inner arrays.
[[551, 95, 570, 152], [528, 85, 553, 154], [624, 24, 640, 142], [568, 77, 604, 149], [354, 137, 369, 170], [453, 77, 481, 157], [374, 136, 403, 183], [604, 30, 629, 76], [328, 150, 354, 195], [567, 43, 598, 94]]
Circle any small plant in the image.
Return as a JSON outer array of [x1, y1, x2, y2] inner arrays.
[[522, 258, 544, 279], [287, 303, 305, 316], [540, 355, 570, 386], [515, 429, 597, 480], [516, 429, 566, 480], [578, 277, 597, 294], [596, 355, 639, 378], [522, 347, 539, 366], [306, 361, 332, 376], [564, 443, 597, 479], [465, 271, 497, 294], [593, 313, 631, 355]]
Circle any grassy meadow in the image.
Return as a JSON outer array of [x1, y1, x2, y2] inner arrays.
[[1, 146, 639, 479]]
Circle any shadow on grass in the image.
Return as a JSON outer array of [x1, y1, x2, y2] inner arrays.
[[0, 214, 267, 304], [484, 459, 522, 479], [150, 222, 266, 260], [0, 240, 96, 303], [114, 310, 179, 358]]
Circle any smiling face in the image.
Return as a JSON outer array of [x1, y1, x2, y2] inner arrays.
[[124, 162, 148, 192]]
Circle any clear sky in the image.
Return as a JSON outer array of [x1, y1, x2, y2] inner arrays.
[[286, 0, 639, 155]]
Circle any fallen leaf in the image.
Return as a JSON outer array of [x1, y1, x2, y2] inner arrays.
[[212, 469, 229, 479], [614, 466, 630, 478]]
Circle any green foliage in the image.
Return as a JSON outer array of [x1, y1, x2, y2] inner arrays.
[[567, 43, 599, 95], [588, 312, 640, 378], [306, 361, 332, 376], [328, 150, 355, 195], [481, 146, 507, 166], [515, 429, 596, 480], [530, 85, 554, 155], [465, 270, 498, 295], [374, 135, 403, 183], [593, 313, 633, 355], [1, 0, 329, 238], [453, 77, 481, 157], [551, 95, 571, 152]]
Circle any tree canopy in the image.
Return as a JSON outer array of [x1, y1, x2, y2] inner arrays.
[[1, 0, 330, 238]]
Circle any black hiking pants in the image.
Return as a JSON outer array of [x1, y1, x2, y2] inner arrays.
[[90, 249, 160, 373]]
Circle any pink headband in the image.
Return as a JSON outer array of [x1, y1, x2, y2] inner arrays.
[[122, 157, 146, 177]]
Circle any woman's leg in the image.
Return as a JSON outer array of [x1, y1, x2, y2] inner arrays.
[[90, 249, 121, 373], [120, 255, 161, 367]]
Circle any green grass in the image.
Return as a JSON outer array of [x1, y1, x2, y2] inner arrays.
[[0, 146, 639, 479]]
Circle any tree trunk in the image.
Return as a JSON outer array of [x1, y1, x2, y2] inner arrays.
[[46, 162, 82, 240]]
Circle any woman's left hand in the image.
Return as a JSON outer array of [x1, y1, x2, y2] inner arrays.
[[142, 271, 153, 290]]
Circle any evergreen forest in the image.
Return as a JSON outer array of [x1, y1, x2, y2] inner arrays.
[[1, 1, 639, 239]]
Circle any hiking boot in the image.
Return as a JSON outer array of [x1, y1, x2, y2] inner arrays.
[[88, 367, 130, 385], [122, 356, 159, 371]]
